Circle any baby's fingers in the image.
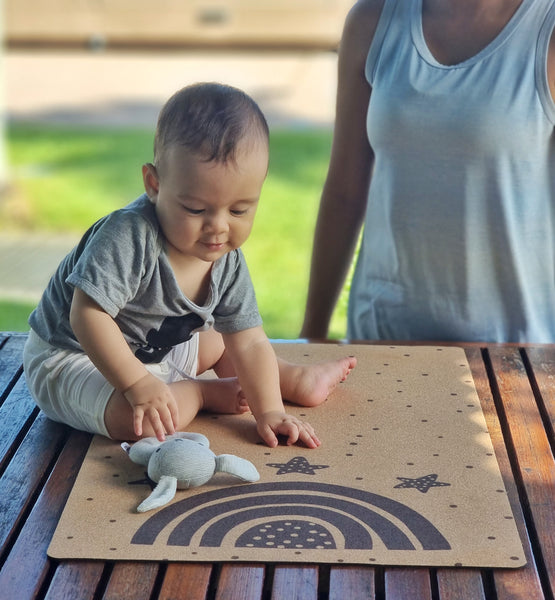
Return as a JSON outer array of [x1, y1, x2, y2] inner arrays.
[[133, 408, 145, 438], [144, 407, 167, 442], [297, 424, 321, 449], [281, 419, 320, 449], [268, 419, 305, 447], [167, 401, 179, 434], [258, 423, 279, 448]]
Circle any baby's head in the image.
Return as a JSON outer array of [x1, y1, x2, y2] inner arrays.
[[143, 83, 270, 263], [153, 82, 269, 174]]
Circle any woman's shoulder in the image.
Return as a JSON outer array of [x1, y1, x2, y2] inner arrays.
[[348, 0, 386, 21], [345, 0, 386, 36], [340, 0, 386, 62]]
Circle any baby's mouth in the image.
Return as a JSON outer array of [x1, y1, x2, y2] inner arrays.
[[201, 240, 225, 250]]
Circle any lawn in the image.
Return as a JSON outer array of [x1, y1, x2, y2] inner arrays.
[[0, 299, 39, 332], [1, 124, 349, 339]]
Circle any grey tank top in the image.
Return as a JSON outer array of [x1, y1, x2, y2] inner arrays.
[[348, 0, 555, 342]]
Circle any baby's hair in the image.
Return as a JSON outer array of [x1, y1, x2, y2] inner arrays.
[[153, 82, 269, 169]]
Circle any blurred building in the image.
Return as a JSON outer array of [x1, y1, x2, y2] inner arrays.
[[5, 0, 353, 50]]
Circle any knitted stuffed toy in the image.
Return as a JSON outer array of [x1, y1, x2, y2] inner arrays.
[[122, 432, 260, 512]]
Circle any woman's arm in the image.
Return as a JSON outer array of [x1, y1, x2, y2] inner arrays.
[[547, 20, 555, 101], [300, 0, 383, 339]]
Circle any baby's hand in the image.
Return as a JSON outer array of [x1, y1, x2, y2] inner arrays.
[[123, 373, 179, 442], [257, 411, 321, 449]]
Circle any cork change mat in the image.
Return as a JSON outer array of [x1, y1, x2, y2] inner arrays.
[[48, 344, 525, 567]]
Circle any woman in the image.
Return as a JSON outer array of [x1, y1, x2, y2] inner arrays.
[[301, 0, 555, 343]]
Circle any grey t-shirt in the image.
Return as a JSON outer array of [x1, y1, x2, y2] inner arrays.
[[29, 195, 262, 363]]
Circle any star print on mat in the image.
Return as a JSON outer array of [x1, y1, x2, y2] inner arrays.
[[266, 456, 329, 475], [394, 474, 451, 494]]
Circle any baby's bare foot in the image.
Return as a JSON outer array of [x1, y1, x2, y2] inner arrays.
[[283, 355, 357, 407], [199, 377, 249, 414]]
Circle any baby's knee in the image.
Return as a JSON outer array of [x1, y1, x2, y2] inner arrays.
[[196, 328, 226, 374], [103, 391, 138, 441]]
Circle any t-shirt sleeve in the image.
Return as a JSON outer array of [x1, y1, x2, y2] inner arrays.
[[212, 250, 263, 333], [66, 211, 156, 318]]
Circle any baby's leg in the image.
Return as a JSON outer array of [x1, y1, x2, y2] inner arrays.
[[104, 376, 248, 441], [196, 327, 236, 377], [196, 327, 356, 409]]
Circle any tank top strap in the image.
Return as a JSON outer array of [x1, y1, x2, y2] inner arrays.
[[536, 1, 555, 123], [365, 0, 403, 86]]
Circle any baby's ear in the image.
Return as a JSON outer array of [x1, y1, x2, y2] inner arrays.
[[142, 163, 159, 202]]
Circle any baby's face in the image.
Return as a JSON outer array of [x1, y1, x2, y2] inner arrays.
[[146, 137, 268, 264]]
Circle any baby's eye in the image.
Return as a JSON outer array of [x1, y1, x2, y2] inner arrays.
[[230, 208, 249, 216], [183, 206, 204, 215]]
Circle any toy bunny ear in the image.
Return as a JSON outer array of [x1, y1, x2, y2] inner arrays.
[[124, 437, 163, 466], [137, 475, 177, 513], [214, 455, 260, 482], [171, 432, 210, 447]]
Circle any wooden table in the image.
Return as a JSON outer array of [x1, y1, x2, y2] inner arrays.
[[0, 331, 553, 599]]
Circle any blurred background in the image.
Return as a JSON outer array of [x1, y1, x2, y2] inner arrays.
[[0, 0, 355, 339]]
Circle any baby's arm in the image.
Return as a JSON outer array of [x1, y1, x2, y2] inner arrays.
[[69, 288, 178, 441], [222, 327, 320, 449]]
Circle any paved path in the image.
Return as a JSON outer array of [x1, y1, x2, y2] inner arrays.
[[5, 49, 337, 129], [0, 232, 81, 302], [1, 49, 338, 304]]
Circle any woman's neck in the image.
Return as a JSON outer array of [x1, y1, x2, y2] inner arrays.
[[421, 0, 524, 65]]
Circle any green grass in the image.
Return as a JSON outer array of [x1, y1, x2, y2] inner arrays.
[[0, 299, 37, 332], [2, 124, 349, 338]]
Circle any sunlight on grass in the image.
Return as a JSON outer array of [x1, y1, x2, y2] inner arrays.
[[4, 126, 153, 230], [3, 124, 349, 339]]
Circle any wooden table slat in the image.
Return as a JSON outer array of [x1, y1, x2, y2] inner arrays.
[[102, 562, 161, 600], [487, 347, 555, 598], [158, 563, 213, 600], [0, 429, 91, 599], [271, 565, 319, 600], [465, 347, 547, 600], [0, 375, 40, 473], [0, 413, 67, 558], [0, 334, 27, 396], [42, 561, 106, 600], [436, 568, 486, 600], [522, 348, 555, 455], [328, 566, 376, 599], [384, 567, 432, 600], [215, 564, 266, 600]]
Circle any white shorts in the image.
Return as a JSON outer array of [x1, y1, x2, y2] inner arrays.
[[23, 329, 199, 438]]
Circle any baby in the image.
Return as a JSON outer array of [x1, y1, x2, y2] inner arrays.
[[23, 82, 356, 448]]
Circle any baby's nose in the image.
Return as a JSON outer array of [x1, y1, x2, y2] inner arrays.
[[205, 212, 228, 233]]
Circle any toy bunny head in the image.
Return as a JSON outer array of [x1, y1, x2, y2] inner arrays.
[[122, 432, 260, 512]]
